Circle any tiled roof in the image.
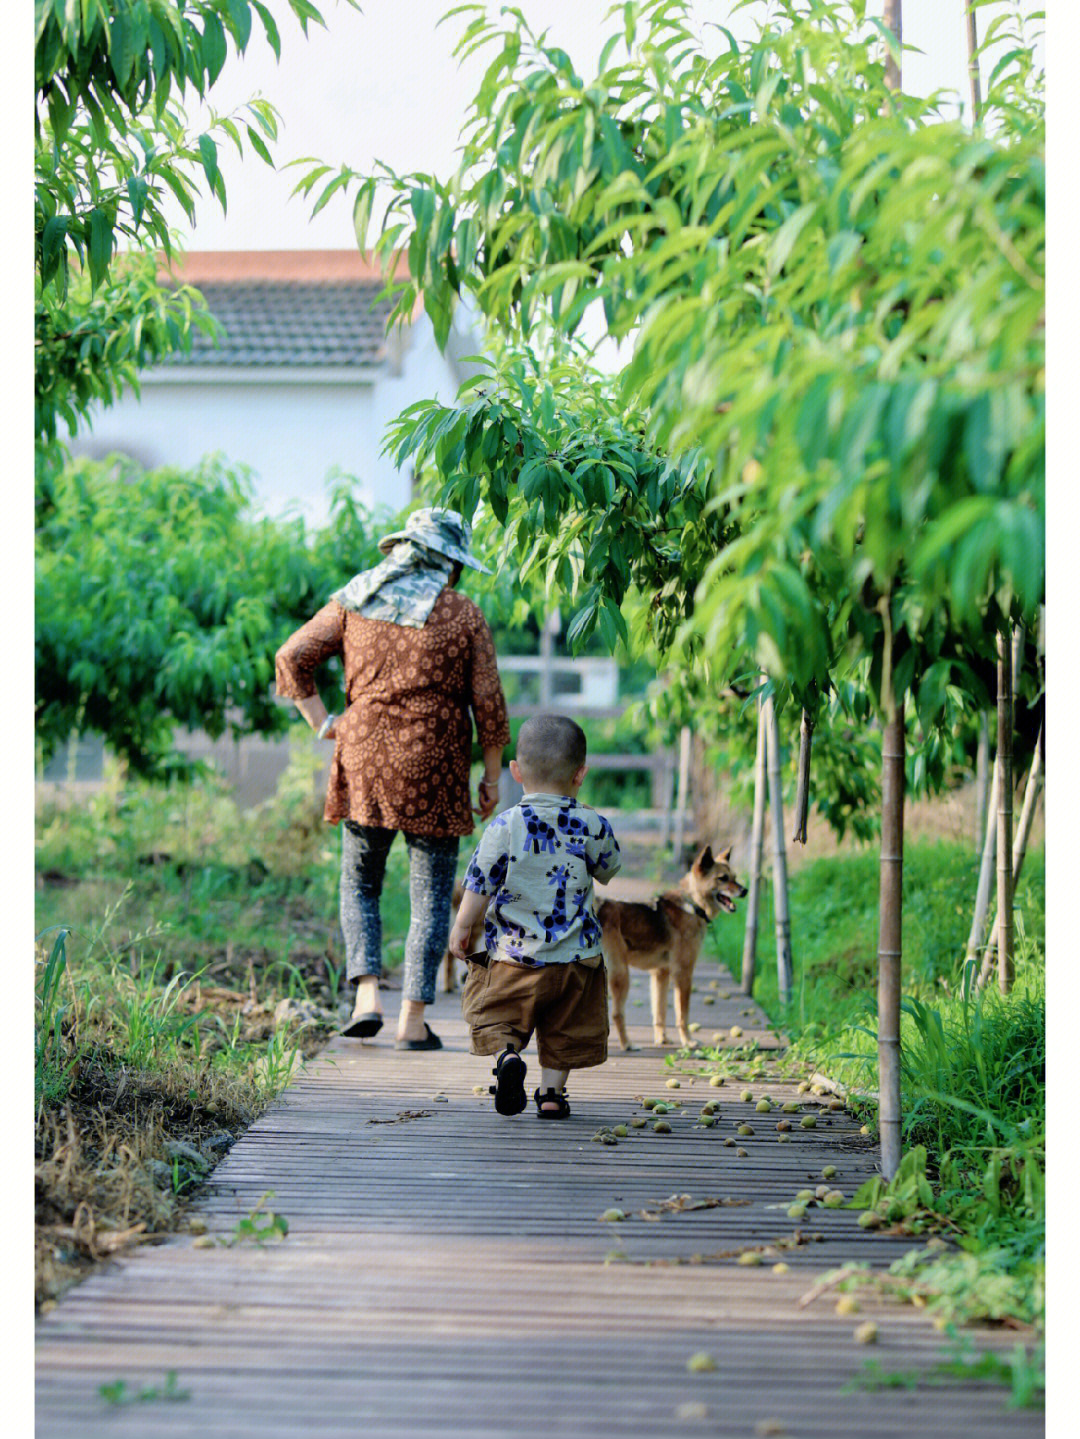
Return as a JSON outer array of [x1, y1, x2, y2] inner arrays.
[[158, 251, 409, 370]]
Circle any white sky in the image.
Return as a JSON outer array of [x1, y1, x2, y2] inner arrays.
[[170, 0, 1045, 252]]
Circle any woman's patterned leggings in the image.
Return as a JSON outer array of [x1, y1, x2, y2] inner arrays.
[[340, 822, 460, 1006]]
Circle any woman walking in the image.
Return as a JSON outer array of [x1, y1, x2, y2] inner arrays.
[[275, 507, 510, 1049]]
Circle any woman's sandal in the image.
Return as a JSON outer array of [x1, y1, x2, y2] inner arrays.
[[341, 1011, 383, 1039], [534, 1086, 571, 1119], [489, 1048, 528, 1115]]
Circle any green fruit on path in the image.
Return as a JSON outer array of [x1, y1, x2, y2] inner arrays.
[[800, 1115, 817, 1129], [787, 1203, 807, 1220], [756, 1099, 772, 1113], [858, 1210, 883, 1229], [782, 1101, 801, 1113], [740, 1089, 753, 1102], [700, 1115, 716, 1128], [736, 1251, 762, 1266], [835, 1295, 859, 1316], [654, 1119, 672, 1133], [599, 1208, 626, 1222], [666, 1078, 681, 1089], [796, 1189, 815, 1201], [737, 1124, 754, 1136], [777, 1133, 791, 1143], [776, 1119, 791, 1132], [822, 1165, 837, 1179], [854, 1321, 879, 1345], [823, 1190, 845, 1207], [723, 1137, 736, 1147], [613, 1124, 628, 1138], [730, 1025, 743, 1038], [630, 1117, 648, 1129], [736, 1146, 749, 1157], [709, 1074, 724, 1086], [686, 1352, 717, 1373]]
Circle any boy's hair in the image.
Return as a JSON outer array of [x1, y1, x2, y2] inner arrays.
[[516, 714, 587, 789]]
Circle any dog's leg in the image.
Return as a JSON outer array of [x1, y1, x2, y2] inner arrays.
[[673, 971, 693, 1048], [607, 955, 632, 1050], [650, 968, 671, 1046]]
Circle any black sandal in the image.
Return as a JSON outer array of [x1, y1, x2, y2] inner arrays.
[[341, 1011, 383, 1039], [534, 1086, 571, 1119], [489, 1049, 527, 1115]]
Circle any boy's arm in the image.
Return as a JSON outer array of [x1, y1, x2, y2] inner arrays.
[[449, 888, 488, 958]]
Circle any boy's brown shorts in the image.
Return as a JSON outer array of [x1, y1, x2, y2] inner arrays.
[[461, 957, 608, 1071]]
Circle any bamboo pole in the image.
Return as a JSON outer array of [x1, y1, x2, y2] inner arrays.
[[974, 712, 990, 853], [964, 750, 1000, 987], [791, 709, 814, 845], [741, 694, 768, 995], [976, 724, 1043, 991], [965, 2, 982, 123], [672, 725, 692, 862], [882, 0, 903, 92], [996, 628, 1016, 993], [877, 706, 905, 1181], [763, 692, 793, 1002]]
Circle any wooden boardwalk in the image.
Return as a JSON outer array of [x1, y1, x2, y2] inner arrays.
[[36, 959, 1040, 1438]]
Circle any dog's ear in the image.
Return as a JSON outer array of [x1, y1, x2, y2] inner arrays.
[[718, 845, 732, 863], [695, 845, 715, 874]]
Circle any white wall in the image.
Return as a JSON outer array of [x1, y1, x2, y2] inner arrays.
[[69, 315, 465, 529]]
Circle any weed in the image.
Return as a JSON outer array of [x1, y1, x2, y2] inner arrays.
[[219, 1191, 289, 1247], [99, 1371, 190, 1405]]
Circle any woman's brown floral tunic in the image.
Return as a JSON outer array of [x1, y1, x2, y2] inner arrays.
[[274, 587, 510, 837]]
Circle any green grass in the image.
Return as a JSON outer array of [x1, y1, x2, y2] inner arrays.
[[701, 838, 1045, 1346]]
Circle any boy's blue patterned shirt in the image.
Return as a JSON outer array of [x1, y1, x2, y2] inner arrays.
[[462, 792, 622, 966]]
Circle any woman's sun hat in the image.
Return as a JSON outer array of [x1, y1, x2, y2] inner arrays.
[[377, 507, 491, 573]]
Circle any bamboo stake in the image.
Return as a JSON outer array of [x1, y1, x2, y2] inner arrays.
[[976, 724, 1043, 991], [974, 712, 990, 853], [764, 691, 793, 1002], [741, 693, 768, 995], [965, 750, 1000, 985], [996, 628, 1016, 993], [672, 724, 692, 862], [965, 2, 982, 123], [791, 709, 814, 845], [877, 707, 905, 1181]]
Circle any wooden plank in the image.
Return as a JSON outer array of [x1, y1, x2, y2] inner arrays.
[[36, 959, 1040, 1439]]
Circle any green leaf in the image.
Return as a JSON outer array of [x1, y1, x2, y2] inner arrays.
[[86, 208, 112, 290], [202, 14, 229, 86], [768, 202, 818, 277], [252, 1, 281, 59], [226, 0, 254, 51], [198, 134, 220, 197]]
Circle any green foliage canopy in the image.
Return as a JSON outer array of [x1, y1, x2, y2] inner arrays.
[[35, 455, 385, 776], [308, 0, 1044, 733], [35, 0, 356, 445]]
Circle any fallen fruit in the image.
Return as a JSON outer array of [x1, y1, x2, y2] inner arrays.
[[800, 1115, 817, 1129], [709, 1075, 724, 1087], [737, 1124, 754, 1136], [642, 1097, 659, 1109], [472, 1085, 487, 1095], [776, 1120, 791, 1132], [686, 1352, 717, 1373], [630, 1117, 648, 1129], [796, 1189, 815, 1201], [187, 1218, 207, 1235], [822, 1165, 837, 1179], [828, 1099, 845, 1112], [666, 1079, 681, 1089], [815, 1185, 831, 1199], [192, 1235, 216, 1249], [654, 1120, 672, 1133], [787, 1203, 807, 1220], [723, 1137, 736, 1148], [777, 1133, 791, 1143], [599, 1208, 626, 1222], [730, 1026, 743, 1038], [702, 996, 715, 1006], [835, 1295, 860, 1316], [854, 1321, 879, 1345], [736, 1147, 748, 1157], [613, 1124, 628, 1138], [736, 1250, 762, 1266], [859, 1124, 871, 1136], [824, 1190, 845, 1207], [797, 1080, 811, 1094], [772, 1262, 790, 1274], [688, 1022, 701, 1033], [755, 1100, 772, 1114], [740, 1089, 754, 1103], [782, 1101, 801, 1114], [700, 1116, 716, 1128], [857, 1211, 883, 1229]]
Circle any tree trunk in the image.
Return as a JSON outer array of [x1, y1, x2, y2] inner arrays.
[[882, 0, 903, 91], [792, 709, 814, 845], [741, 694, 768, 995], [974, 712, 990, 852], [764, 691, 794, 1002], [965, 2, 982, 123], [877, 707, 905, 1181], [996, 627, 1016, 993], [976, 724, 1043, 991]]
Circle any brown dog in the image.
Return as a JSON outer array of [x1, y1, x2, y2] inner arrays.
[[598, 845, 747, 1049]]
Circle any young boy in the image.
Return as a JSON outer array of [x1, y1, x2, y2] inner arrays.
[[449, 714, 621, 1118]]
